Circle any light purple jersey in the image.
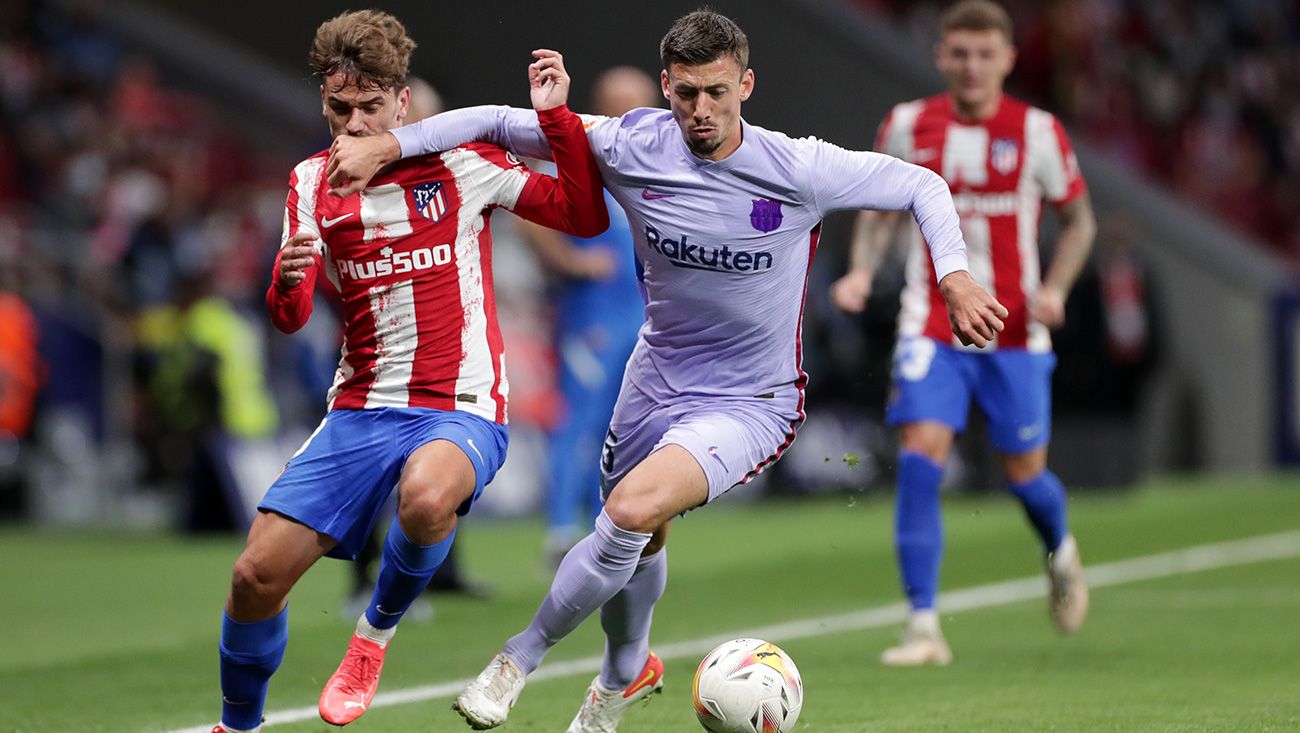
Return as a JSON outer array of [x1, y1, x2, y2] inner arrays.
[[392, 107, 967, 402]]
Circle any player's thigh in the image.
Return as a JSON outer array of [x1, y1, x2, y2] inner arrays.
[[259, 409, 407, 560], [397, 408, 509, 519], [971, 350, 1056, 454], [886, 337, 973, 434], [604, 443, 708, 533], [600, 382, 671, 500]]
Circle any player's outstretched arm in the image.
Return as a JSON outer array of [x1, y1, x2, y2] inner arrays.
[[266, 231, 320, 333], [327, 105, 557, 197]]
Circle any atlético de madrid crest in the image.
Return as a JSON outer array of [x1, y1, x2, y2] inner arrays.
[[411, 181, 448, 222], [990, 138, 1020, 175], [750, 197, 783, 233]]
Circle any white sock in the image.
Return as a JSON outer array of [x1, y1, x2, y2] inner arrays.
[[220, 723, 261, 733], [356, 614, 396, 647], [910, 609, 941, 634]]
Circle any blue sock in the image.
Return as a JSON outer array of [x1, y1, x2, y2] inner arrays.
[[1009, 470, 1068, 552], [895, 451, 945, 611], [219, 607, 288, 731], [365, 520, 454, 629]]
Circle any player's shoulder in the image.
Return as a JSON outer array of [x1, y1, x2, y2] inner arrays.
[[436, 143, 529, 173], [288, 149, 330, 182]]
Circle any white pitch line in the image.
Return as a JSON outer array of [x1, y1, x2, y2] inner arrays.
[[164, 529, 1300, 733]]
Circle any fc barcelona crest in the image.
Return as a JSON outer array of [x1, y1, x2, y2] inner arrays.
[[990, 138, 1020, 175], [750, 198, 783, 233], [411, 181, 448, 222]]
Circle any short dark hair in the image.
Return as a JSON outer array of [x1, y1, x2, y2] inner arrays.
[[939, 0, 1014, 42], [309, 9, 416, 92], [659, 8, 749, 71]]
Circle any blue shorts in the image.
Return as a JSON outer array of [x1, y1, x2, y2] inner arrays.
[[886, 337, 1056, 454], [259, 408, 508, 560]]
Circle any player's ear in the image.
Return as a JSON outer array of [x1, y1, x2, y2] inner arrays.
[[396, 85, 411, 125], [739, 68, 754, 102], [660, 69, 671, 100], [320, 84, 328, 117]]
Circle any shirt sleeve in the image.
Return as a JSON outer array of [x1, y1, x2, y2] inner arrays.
[[807, 139, 968, 281], [266, 164, 321, 333], [504, 105, 609, 237], [390, 105, 618, 166], [1029, 110, 1087, 205]]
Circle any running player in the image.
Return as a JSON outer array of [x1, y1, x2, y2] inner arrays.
[[830, 0, 1096, 666], [209, 11, 607, 733], [326, 10, 1006, 731]]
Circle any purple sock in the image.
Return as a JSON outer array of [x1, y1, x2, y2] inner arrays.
[[598, 548, 668, 689], [502, 510, 651, 674]]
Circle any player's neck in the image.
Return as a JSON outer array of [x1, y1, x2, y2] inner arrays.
[[950, 92, 1003, 123]]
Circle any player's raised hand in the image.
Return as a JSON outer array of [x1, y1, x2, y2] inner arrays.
[[278, 231, 319, 288], [327, 133, 400, 197], [938, 270, 1008, 348], [529, 49, 571, 111], [829, 269, 874, 314], [1028, 283, 1066, 329]]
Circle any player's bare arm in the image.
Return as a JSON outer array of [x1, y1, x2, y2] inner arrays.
[[1031, 193, 1097, 328], [830, 209, 905, 313], [277, 231, 318, 289], [939, 270, 1008, 348]]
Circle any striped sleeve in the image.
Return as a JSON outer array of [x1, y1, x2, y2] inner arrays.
[[1027, 109, 1086, 205]]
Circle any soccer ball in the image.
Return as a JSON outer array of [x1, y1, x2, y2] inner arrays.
[[692, 638, 803, 733]]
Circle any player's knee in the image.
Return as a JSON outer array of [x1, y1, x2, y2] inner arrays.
[[1003, 451, 1047, 484], [230, 554, 287, 608], [397, 485, 461, 538], [603, 492, 662, 534]]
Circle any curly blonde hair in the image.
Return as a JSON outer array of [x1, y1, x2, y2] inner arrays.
[[309, 10, 416, 92]]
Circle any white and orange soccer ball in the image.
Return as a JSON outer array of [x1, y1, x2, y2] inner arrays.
[[692, 638, 803, 733]]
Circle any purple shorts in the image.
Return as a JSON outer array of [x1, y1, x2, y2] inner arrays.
[[599, 380, 802, 505]]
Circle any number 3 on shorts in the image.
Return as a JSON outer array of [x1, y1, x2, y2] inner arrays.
[[894, 337, 937, 382]]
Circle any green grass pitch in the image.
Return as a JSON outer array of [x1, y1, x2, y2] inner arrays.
[[3, 474, 1298, 732]]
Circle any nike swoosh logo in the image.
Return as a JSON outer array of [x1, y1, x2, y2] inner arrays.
[[623, 667, 658, 698], [466, 438, 485, 463], [321, 212, 354, 228], [641, 188, 674, 200], [343, 701, 367, 709]]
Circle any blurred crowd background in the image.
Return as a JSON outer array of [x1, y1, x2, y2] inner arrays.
[[0, 0, 1295, 535]]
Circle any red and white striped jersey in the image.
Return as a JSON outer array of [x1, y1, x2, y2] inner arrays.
[[267, 106, 607, 424], [878, 94, 1086, 352]]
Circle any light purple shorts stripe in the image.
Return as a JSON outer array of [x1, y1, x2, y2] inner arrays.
[[599, 381, 803, 505]]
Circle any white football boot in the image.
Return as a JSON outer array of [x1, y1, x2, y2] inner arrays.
[[565, 652, 664, 733], [452, 653, 526, 729], [880, 610, 953, 667], [1047, 533, 1089, 633]]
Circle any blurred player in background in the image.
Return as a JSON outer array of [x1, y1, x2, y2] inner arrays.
[[328, 9, 1004, 732], [515, 66, 657, 568], [831, 0, 1097, 666], [210, 10, 607, 733]]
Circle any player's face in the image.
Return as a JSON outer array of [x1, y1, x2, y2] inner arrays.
[[935, 29, 1016, 116], [662, 56, 754, 161], [320, 72, 411, 139]]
